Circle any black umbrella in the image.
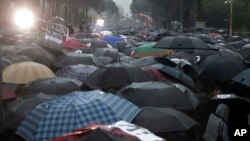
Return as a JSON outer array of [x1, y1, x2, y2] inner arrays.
[[1, 55, 32, 69], [238, 48, 250, 63], [93, 48, 120, 63], [36, 38, 64, 57], [54, 52, 103, 67], [130, 56, 159, 67], [225, 41, 245, 50], [232, 68, 250, 87], [191, 50, 219, 64], [90, 40, 108, 50], [132, 107, 197, 133], [191, 34, 215, 44], [85, 63, 154, 90], [153, 36, 217, 50], [198, 52, 247, 82], [158, 65, 196, 90], [166, 52, 196, 63], [117, 82, 200, 110], [198, 94, 250, 124], [16, 77, 82, 96], [14, 45, 56, 67], [4, 93, 54, 131]]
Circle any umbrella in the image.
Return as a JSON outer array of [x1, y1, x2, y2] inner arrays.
[[130, 42, 173, 58], [225, 41, 245, 51], [132, 107, 197, 133], [56, 64, 98, 82], [14, 45, 56, 67], [4, 93, 54, 131], [191, 50, 219, 64], [36, 38, 64, 57], [232, 68, 250, 87], [85, 63, 154, 90], [2, 61, 55, 84], [54, 52, 103, 67], [158, 65, 196, 90], [117, 82, 200, 110], [102, 36, 124, 45], [16, 90, 141, 141], [238, 48, 250, 62], [1, 55, 33, 68], [166, 52, 196, 63], [90, 40, 108, 50], [130, 56, 159, 67], [198, 52, 247, 82], [2, 85, 16, 101], [113, 41, 132, 52], [119, 56, 135, 64], [153, 36, 217, 50], [16, 77, 82, 96], [190, 34, 215, 44], [0, 45, 20, 56], [93, 48, 120, 63], [142, 67, 166, 81], [61, 39, 82, 50], [122, 47, 136, 56]]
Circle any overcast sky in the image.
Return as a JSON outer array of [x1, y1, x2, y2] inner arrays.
[[113, 0, 132, 17]]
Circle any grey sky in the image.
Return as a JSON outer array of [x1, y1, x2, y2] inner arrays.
[[113, 0, 132, 17]]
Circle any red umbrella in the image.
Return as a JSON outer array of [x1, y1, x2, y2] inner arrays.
[[61, 39, 82, 50], [2, 85, 16, 100]]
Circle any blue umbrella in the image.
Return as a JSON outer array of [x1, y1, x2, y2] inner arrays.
[[102, 35, 124, 45], [56, 64, 98, 82], [16, 90, 141, 141]]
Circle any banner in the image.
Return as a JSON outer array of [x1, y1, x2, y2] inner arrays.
[[45, 21, 69, 44]]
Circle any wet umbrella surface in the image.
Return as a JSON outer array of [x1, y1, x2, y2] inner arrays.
[[16, 90, 141, 141]]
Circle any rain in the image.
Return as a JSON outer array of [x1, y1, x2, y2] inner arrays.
[[0, 0, 250, 141]]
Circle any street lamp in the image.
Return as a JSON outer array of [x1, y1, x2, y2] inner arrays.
[[225, 0, 233, 36]]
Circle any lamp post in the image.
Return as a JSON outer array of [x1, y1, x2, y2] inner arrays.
[[225, 0, 233, 36]]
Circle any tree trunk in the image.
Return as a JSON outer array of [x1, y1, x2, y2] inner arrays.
[[197, 0, 204, 20]]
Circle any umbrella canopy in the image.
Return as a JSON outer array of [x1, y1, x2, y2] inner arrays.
[[36, 38, 64, 57], [4, 93, 54, 130], [102, 35, 124, 45], [142, 67, 166, 81], [56, 64, 98, 82], [90, 40, 108, 50], [93, 48, 120, 63], [16, 77, 82, 96], [117, 82, 200, 110], [2, 85, 16, 101], [158, 65, 196, 90], [16, 90, 141, 141], [61, 39, 82, 50], [130, 56, 159, 67], [153, 36, 216, 50], [14, 45, 56, 67], [54, 52, 103, 67], [0, 45, 19, 56], [3, 55, 32, 64], [191, 34, 215, 44], [238, 48, 250, 63], [232, 68, 250, 87], [119, 56, 135, 64], [198, 52, 247, 82], [85, 63, 154, 90], [130, 42, 173, 58], [2, 61, 55, 84], [191, 50, 219, 64], [132, 107, 197, 133]]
